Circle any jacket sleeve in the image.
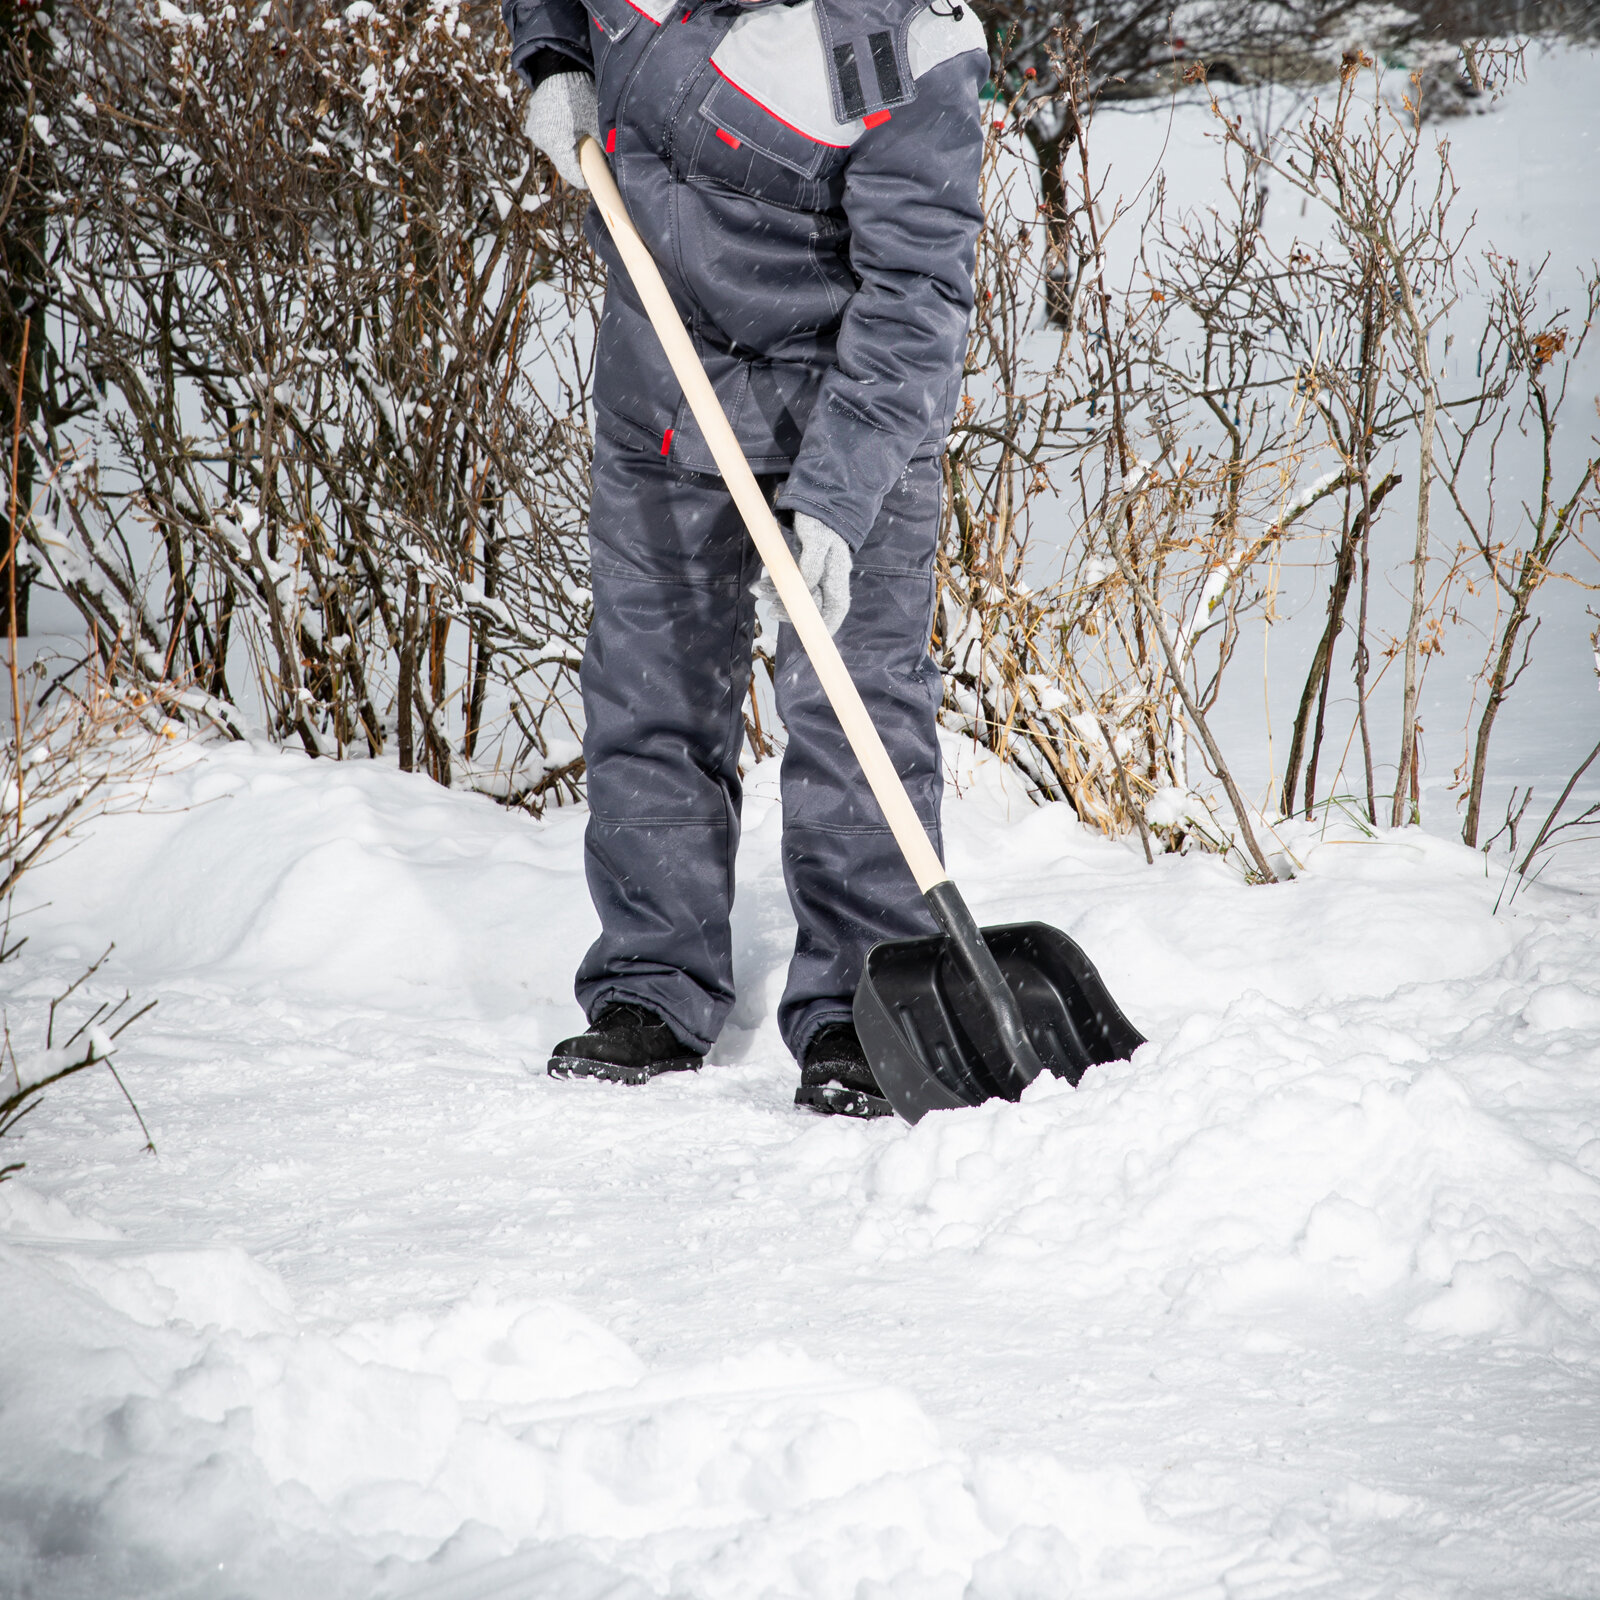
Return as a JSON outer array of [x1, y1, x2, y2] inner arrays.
[[774, 50, 985, 550], [501, 0, 594, 87]]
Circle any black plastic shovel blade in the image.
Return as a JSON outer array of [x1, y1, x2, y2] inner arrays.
[[854, 921, 1145, 1124]]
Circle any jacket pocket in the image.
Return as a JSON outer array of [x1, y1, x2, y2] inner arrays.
[[691, 74, 836, 181]]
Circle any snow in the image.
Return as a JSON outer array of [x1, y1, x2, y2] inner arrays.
[[6, 35, 1600, 1600], [4, 730, 1600, 1597]]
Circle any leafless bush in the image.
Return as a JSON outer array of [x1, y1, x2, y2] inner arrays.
[[17, 0, 598, 803], [1445, 258, 1600, 846], [5, 1, 1592, 880], [1479, 615, 1600, 903], [3, 431, 161, 1182], [0, 945, 156, 1185], [5, 279, 172, 917], [1206, 52, 1597, 839], [934, 30, 1596, 874], [935, 46, 1343, 879], [1205, 53, 1477, 828], [0, 657, 178, 923]]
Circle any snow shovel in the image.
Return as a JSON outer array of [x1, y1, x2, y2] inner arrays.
[[577, 136, 1145, 1122]]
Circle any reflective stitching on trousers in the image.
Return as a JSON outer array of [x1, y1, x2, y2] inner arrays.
[[587, 563, 750, 590], [782, 820, 940, 836], [590, 815, 736, 828]]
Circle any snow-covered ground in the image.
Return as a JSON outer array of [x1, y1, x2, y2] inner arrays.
[[5, 729, 1600, 1598], [6, 35, 1600, 1600]]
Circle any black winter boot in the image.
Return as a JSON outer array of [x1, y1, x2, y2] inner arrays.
[[794, 1021, 892, 1119], [547, 1002, 704, 1084]]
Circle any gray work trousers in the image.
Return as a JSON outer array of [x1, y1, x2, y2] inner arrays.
[[574, 435, 945, 1059]]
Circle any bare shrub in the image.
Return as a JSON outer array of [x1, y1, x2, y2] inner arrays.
[[1203, 54, 1475, 827], [1205, 53, 1598, 837], [1445, 259, 1600, 847], [936, 45, 1342, 878], [934, 29, 1598, 873], [21, 0, 597, 801], [5, 1, 1591, 880], [0, 946, 156, 1185]]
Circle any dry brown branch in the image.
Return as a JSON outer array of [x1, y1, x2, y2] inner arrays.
[[20, 0, 598, 808]]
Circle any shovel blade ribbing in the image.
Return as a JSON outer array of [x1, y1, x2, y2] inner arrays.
[[854, 921, 1146, 1124]]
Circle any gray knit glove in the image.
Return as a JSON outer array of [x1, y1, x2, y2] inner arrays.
[[523, 71, 598, 190], [753, 513, 854, 635]]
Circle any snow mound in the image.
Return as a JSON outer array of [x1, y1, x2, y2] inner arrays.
[[844, 1026, 1600, 1355], [5, 729, 1600, 1595], [14, 742, 592, 1018], [0, 1199, 1187, 1598]]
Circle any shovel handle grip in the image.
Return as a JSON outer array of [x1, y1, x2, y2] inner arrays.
[[577, 134, 948, 896]]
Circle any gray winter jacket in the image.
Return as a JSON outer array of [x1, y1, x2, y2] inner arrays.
[[500, 0, 987, 549]]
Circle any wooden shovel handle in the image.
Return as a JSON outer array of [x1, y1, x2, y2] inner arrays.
[[577, 134, 948, 894]]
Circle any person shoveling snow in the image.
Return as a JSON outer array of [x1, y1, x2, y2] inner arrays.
[[505, 0, 1141, 1120]]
